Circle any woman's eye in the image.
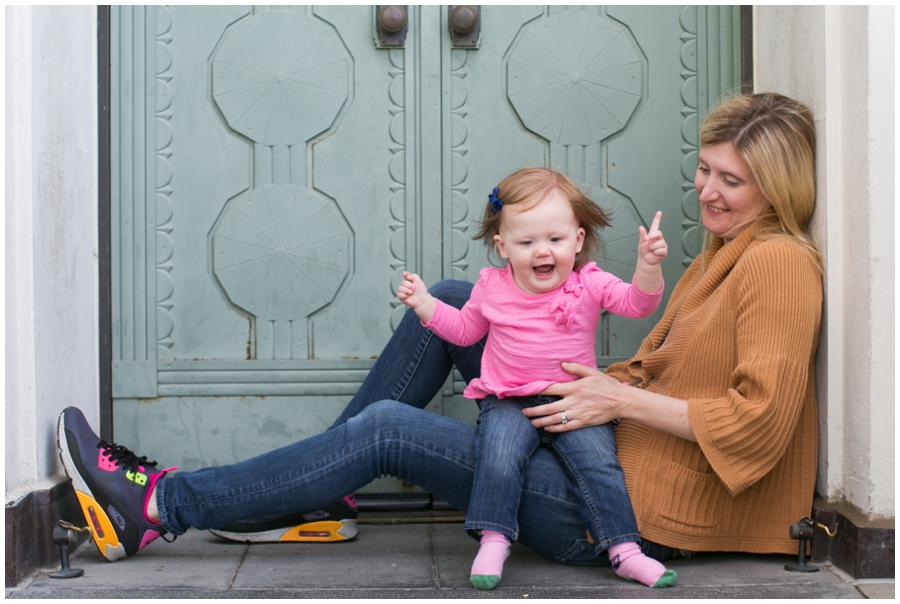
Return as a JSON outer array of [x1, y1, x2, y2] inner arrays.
[[697, 166, 710, 174], [723, 177, 739, 187]]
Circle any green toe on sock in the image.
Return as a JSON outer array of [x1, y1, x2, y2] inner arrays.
[[652, 569, 678, 588], [470, 574, 500, 590]]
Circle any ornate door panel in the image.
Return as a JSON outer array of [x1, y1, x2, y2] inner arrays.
[[110, 6, 741, 482]]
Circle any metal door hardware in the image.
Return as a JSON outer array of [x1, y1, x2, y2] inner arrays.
[[375, 5, 408, 48], [784, 516, 837, 573], [48, 520, 88, 579], [449, 5, 480, 48]]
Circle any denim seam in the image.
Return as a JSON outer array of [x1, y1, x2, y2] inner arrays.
[[468, 397, 542, 545], [551, 444, 642, 553], [163, 436, 478, 526], [551, 444, 610, 547], [155, 474, 181, 535], [391, 328, 436, 402]]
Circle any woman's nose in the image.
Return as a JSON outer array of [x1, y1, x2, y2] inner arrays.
[[696, 178, 718, 202]]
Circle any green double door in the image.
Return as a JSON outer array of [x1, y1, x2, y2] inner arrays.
[[110, 5, 741, 486]]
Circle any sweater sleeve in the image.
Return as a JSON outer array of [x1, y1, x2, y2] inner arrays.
[[688, 240, 822, 497], [423, 269, 491, 347]]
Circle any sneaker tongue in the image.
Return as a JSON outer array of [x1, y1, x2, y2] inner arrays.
[[100, 441, 158, 470]]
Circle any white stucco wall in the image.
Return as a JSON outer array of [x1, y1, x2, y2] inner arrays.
[[755, 5, 895, 519], [5, 5, 99, 502], [864, 5, 896, 518]]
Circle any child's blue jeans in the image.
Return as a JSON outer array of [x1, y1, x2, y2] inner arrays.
[[465, 394, 641, 552]]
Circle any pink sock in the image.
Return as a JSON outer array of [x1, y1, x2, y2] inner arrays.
[[470, 530, 511, 590], [608, 542, 677, 587]]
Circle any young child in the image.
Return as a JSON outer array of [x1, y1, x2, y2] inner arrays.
[[397, 167, 675, 590]]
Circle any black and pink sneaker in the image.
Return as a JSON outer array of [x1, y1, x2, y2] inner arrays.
[[57, 407, 177, 561], [209, 495, 358, 543]]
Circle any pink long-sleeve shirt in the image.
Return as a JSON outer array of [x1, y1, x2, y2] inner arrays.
[[424, 262, 663, 400]]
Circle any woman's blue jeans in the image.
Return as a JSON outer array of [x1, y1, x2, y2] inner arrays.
[[466, 395, 640, 550], [156, 280, 672, 566]]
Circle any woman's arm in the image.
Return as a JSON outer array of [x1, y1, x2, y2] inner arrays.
[[530, 239, 822, 497], [524, 362, 696, 442]]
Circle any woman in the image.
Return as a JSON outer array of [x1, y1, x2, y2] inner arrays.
[[59, 92, 822, 570]]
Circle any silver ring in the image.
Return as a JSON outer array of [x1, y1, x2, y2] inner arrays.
[[560, 410, 568, 424]]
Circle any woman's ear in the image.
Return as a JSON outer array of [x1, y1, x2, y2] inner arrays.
[[494, 234, 509, 259]]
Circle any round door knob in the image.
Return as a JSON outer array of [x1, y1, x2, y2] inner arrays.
[[378, 5, 407, 33], [450, 5, 478, 34]]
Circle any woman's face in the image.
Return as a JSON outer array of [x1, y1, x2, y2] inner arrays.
[[695, 142, 771, 243]]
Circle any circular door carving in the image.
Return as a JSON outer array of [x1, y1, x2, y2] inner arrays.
[[507, 12, 644, 145], [212, 11, 351, 146], [211, 185, 351, 320]]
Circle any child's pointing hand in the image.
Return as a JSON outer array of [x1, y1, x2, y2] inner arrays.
[[637, 211, 667, 267]]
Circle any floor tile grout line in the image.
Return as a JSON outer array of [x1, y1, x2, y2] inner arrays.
[[228, 543, 251, 590], [428, 524, 441, 590]]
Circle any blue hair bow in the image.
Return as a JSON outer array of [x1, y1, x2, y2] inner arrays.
[[489, 188, 503, 214]]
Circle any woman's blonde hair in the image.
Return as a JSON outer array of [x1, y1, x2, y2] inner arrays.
[[473, 167, 611, 270], [700, 92, 821, 271]]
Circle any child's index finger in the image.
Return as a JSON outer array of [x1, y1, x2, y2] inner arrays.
[[649, 211, 662, 233]]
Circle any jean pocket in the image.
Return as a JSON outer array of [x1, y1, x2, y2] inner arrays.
[[657, 461, 726, 529], [554, 538, 605, 567]]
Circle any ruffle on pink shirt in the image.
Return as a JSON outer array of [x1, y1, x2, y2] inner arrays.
[[549, 281, 584, 328]]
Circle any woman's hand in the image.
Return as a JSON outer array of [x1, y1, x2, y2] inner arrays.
[[524, 363, 626, 432], [525, 362, 697, 441]]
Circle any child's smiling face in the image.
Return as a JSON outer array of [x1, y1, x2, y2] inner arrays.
[[493, 189, 585, 295]]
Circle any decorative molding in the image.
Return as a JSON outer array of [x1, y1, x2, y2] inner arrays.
[[156, 358, 376, 397], [388, 48, 407, 331], [110, 6, 160, 396], [679, 6, 742, 265], [156, 5, 175, 361], [679, 5, 701, 265], [449, 49, 470, 282]]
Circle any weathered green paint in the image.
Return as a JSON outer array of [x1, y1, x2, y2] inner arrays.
[[111, 7, 741, 488]]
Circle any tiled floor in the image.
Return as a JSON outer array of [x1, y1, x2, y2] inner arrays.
[[8, 523, 893, 599]]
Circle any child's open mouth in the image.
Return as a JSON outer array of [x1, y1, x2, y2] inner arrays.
[[533, 264, 555, 276]]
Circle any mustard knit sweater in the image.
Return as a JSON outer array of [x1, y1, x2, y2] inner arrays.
[[606, 225, 822, 555]]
